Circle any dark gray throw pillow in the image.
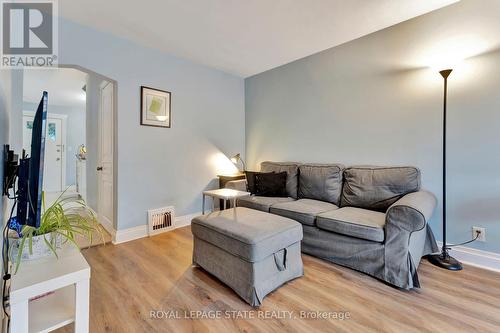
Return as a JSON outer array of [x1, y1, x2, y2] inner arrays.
[[245, 171, 274, 194], [254, 172, 287, 197], [261, 162, 299, 199]]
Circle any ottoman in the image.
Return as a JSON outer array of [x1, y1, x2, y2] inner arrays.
[[191, 207, 303, 306]]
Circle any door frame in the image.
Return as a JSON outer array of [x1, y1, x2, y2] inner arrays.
[[23, 111, 68, 191], [57, 63, 118, 242], [97, 80, 115, 238]]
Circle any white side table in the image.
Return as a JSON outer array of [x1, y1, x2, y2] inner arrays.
[[202, 189, 250, 214], [9, 246, 90, 333]]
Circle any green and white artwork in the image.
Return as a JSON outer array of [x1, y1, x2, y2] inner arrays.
[[141, 86, 171, 127]]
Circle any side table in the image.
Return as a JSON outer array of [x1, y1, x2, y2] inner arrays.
[[217, 174, 246, 210], [202, 189, 250, 214]]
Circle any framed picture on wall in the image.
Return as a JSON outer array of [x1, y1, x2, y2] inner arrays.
[[140, 86, 171, 128]]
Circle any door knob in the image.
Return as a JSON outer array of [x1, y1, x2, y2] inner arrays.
[[97, 166, 103, 171], [56, 158, 60, 161]]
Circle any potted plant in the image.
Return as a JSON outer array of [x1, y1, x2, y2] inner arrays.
[[9, 191, 104, 273]]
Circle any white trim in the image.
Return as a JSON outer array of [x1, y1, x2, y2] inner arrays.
[[113, 225, 146, 244], [97, 81, 115, 239], [112, 212, 200, 245], [437, 241, 500, 273], [98, 213, 116, 239], [175, 212, 200, 228]]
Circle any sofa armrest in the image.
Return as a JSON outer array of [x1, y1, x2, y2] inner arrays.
[[386, 190, 437, 232], [225, 179, 248, 192], [383, 190, 437, 289]]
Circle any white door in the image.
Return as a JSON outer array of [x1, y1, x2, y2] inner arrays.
[[98, 82, 114, 228], [23, 115, 64, 192]]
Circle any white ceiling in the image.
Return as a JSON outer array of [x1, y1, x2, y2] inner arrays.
[[23, 68, 87, 107], [60, 0, 459, 77]]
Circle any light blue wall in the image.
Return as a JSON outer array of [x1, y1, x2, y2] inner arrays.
[[58, 19, 245, 230], [245, 0, 500, 253], [23, 102, 86, 187]]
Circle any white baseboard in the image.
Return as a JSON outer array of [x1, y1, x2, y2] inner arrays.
[[437, 241, 500, 273], [66, 184, 77, 192], [175, 212, 201, 228], [113, 225, 147, 244], [98, 215, 116, 238], [112, 212, 200, 245]]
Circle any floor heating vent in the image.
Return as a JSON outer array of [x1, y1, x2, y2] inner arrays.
[[148, 206, 175, 236]]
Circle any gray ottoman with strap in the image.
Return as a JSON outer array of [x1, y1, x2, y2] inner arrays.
[[191, 207, 303, 306]]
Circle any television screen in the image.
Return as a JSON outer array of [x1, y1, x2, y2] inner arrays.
[[28, 91, 48, 227], [16, 92, 48, 228]]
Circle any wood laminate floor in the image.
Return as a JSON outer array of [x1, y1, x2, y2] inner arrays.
[[57, 226, 500, 333]]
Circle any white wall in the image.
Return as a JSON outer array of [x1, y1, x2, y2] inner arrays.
[[0, 70, 12, 224], [245, 0, 500, 253], [58, 18, 245, 230], [23, 101, 86, 187], [8, 70, 23, 153], [0, 67, 10, 333]]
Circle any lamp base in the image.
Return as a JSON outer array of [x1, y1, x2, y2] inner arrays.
[[427, 250, 463, 271]]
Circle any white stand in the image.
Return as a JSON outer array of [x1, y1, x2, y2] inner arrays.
[[9, 246, 90, 333], [202, 189, 250, 214], [76, 159, 87, 202]]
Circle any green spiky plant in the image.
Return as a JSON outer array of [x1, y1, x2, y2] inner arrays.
[[11, 190, 104, 273]]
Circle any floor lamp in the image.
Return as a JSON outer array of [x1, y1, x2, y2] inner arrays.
[[427, 69, 463, 271]]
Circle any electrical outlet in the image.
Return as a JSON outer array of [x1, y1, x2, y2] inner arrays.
[[472, 227, 486, 242]]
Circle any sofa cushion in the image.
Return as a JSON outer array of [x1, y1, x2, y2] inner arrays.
[[270, 199, 338, 226], [261, 161, 300, 199], [237, 195, 294, 212], [316, 207, 386, 242], [191, 207, 303, 262], [298, 164, 344, 205], [340, 166, 421, 212]]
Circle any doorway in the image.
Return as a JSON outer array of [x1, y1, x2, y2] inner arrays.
[[18, 66, 118, 242], [22, 112, 67, 192]]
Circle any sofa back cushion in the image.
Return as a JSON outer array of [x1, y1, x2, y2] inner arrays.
[[298, 164, 344, 205], [340, 166, 421, 212], [260, 161, 300, 198]]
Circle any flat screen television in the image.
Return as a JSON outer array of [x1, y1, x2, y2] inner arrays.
[[16, 92, 48, 228]]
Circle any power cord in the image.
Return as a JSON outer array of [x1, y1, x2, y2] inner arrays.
[[2, 200, 16, 321], [445, 229, 481, 248], [3, 172, 17, 200], [2, 181, 17, 325]]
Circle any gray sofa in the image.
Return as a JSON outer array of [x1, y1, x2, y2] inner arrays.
[[226, 161, 439, 289]]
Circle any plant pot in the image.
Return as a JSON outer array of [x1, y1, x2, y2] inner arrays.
[[9, 232, 63, 263]]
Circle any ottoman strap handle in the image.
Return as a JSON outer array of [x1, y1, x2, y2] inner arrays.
[[274, 248, 288, 271]]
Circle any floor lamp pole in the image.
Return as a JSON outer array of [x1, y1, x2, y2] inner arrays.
[[428, 69, 463, 271]]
